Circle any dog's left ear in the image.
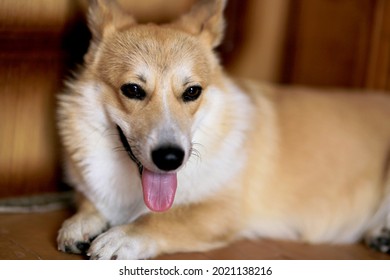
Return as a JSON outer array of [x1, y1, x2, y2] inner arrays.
[[173, 0, 227, 48]]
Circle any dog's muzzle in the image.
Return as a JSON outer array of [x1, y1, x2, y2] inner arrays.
[[116, 125, 183, 212]]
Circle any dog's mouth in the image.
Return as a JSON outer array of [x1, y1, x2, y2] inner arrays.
[[116, 125, 178, 212], [117, 125, 143, 175]]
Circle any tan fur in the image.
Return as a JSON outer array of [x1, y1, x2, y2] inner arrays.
[[57, 0, 390, 259]]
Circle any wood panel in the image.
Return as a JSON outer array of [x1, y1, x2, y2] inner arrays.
[[224, 0, 291, 82], [282, 0, 377, 88], [0, 54, 62, 197], [365, 0, 390, 90], [0, 0, 70, 197]]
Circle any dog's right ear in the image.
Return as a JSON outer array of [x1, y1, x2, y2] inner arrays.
[[87, 0, 136, 42]]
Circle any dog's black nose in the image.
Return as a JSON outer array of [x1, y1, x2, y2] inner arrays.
[[152, 146, 185, 171]]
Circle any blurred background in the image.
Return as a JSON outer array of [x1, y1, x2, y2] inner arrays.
[[0, 0, 389, 199]]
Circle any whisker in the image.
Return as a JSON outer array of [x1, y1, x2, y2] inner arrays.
[[189, 142, 202, 163], [113, 146, 127, 153]]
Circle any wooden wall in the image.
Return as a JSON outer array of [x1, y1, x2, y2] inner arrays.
[[225, 0, 390, 91], [0, 0, 389, 198], [0, 0, 71, 197], [282, 0, 390, 90]]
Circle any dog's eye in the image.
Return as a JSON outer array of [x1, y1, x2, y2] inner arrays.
[[182, 86, 202, 102], [120, 83, 146, 100]]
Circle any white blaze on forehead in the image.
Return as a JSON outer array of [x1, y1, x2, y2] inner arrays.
[[162, 60, 193, 127], [145, 61, 194, 158]]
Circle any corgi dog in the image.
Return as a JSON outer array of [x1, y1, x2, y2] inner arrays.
[[57, 0, 390, 259]]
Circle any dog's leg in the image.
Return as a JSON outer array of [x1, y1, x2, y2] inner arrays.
[[57, 193, 109, 254], [88, 197, 240, 259]]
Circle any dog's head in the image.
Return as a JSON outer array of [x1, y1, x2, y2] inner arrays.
[[83, 0, 227, 212]]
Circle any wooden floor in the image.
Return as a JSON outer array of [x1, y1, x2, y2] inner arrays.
[[0, 209, 389, 260]]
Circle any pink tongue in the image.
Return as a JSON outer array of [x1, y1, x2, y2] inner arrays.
[[141, 168, 177, 212]]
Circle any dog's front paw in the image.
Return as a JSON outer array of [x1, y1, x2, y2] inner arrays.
[[57, 213, 108, 254], [88, 225, 158, 260], [366, 227, 390, 254]]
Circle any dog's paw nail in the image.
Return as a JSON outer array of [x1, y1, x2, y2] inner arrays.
[[377, 237, 390, 246], [76, 242, 90, 252], [110, 255, 118, 260], [64, 245, 73, 253]]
